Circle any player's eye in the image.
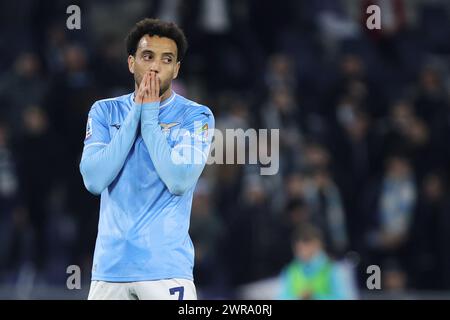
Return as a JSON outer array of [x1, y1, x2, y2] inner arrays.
[[142, 54, 152, 61], [162, 57, 172, 64]]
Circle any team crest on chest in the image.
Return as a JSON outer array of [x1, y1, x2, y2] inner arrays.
[[159, 122, 180, 137]]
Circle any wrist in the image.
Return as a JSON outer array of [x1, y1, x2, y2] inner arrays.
[[141, 102, 160, 125], [141, 101, 160, 109]]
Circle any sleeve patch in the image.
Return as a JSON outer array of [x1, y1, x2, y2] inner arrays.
[[85, 117, 93, 140]]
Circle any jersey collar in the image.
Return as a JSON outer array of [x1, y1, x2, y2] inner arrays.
[[160, 90, 176, 108]]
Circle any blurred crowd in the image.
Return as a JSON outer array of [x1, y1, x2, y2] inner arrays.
[[0, 0, 450, 299]]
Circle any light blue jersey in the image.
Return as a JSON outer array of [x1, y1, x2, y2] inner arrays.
[[79, 91, 214, 282]]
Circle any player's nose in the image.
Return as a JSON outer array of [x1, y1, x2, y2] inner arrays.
[[149, 60, 161, 73]]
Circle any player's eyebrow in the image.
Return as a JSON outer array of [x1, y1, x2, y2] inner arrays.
[[140, 49, 154, 55], [140, 50, 175, 58]]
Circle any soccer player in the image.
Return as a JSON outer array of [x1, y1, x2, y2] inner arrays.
[[79, 18, 214, 300]]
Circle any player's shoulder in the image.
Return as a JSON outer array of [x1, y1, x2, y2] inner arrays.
[[91, 92, 133, 113], [175, 93, 214, 119]]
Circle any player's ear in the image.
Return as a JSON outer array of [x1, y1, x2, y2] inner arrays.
[[173, 61, 180, 79], [128, 55, 135, 74]]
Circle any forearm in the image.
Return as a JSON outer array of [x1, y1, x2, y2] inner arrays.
[[140, 102, 204, 195], [80, 102, 141, 195]]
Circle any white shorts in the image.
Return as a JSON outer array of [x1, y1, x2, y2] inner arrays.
[[88, 278, 197, 300]]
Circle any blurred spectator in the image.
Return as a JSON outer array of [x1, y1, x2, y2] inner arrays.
[[284, 172, 306, 201], [409, 171, 450, 290], [273, 198, 312, 274], [44, 43, 98, 152], [43, 43, 100, 270], [263, 54, 298, 90], [316, 0, 360, 56], [364, 153, 417, 270], [378, 99, 433, 179], [0, 52, 48, 135], [380, 259, 411, 299], [0, 122, 22, 278], [303, 168, 349, 257], [332, 109, 374, 249], [261, 85, 302, 175], [189, 178, 226, 297], [418, 0, 450, 53], [224, 173, 273, 287], [12, 106, 62, 274], [43, 23, 69, 74], [277, 223, 357, 300], [92, 34, 130, 96], [414, 64, 448, 125]]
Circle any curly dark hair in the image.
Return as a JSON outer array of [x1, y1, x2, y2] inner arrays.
[[125, 18, 188, 61]]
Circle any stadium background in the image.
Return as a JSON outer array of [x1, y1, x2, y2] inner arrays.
[[0, 0, 449, 299]]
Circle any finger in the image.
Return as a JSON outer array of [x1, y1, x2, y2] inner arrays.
[[146, 70, 151, 86], [140, 72, 148, 90], [145, 71, 151, 98], [138, 73, 149, 103], [150, 72, 155, 99], [139, 72, 148, 102], [145, 71, 151, 88], [155, 73, 160, 98]]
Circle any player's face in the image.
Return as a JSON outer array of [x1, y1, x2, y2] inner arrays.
[[128, 35, 180, 97]]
